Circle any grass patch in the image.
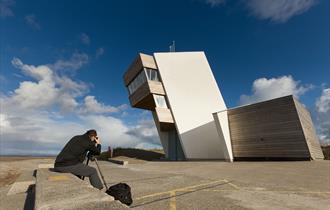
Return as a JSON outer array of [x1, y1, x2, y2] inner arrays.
[[321, 145, 330, 160], [97, 148, 165, 161]]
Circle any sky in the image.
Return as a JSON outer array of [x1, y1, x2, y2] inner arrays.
[[0, 0, 329, 155]]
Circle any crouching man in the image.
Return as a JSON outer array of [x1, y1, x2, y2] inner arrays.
[[54, 129, 103, 190]]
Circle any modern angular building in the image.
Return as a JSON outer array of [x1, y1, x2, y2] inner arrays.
[[123, 52, 324, 161]]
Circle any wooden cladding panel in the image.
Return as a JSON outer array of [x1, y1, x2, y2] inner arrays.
[[228, 95, 311, 159], [124, 55, 143, 86], [229, 96, 294, 115], [140, 53, 157, 69], [155, 107, 175, 131], [129, 81, 165, 110], [129, 82, 150, 107], [132, 94, 156, 110], [294, 98, 324, 159], [155, 107, 174, 123], [123, 53, 157, 86], [148, 80, 165, 95]]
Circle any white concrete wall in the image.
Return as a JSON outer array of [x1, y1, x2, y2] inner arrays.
[[213, 110, 233, 162], [154, 52, 228, 159], [152, 111, 169, 158]]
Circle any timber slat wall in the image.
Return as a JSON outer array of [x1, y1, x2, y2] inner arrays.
[[228, 95, 316, 159], [155, 107, 175, 131], [293, 98, 324, 159]]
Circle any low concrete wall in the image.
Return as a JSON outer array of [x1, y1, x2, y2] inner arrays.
[[108, 158, 128, 165], [35, 168, 128, 210]]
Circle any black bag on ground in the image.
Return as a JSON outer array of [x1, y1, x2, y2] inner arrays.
[[86, 154, 133, 206], [106, 183, 133, 206]]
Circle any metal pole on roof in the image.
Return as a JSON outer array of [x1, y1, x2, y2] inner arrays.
[[169, 40, 175, 52]]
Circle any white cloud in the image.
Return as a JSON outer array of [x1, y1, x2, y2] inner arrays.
[[95, 47, 105, 58], [245, 0, 317, 22], [11, 57, 81, 111], [135, 142, 162, 150], [80, 95, 125, 114], [125, 119, 160, 146], [79, 115, 159, 149], [51, 52, 89, 72], [315, 88, 330, 145], [79, 33, 90, 45], [240, 75, 312, 105], [0, 57, 161, 155], [12, 58, 53, 81], [202, 0, 317, 23], [316, 88, 330, 113], [0, 110, 85, 155], [0, 113, 11, 129], [0, 0, 15, 18], [25, 14, 41, 30]]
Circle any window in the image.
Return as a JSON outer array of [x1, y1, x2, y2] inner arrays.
[[145, 68, 159, 81], [127, 70, 147, 94], [154, 95, 167, 108], [127, 68, 160, 95]]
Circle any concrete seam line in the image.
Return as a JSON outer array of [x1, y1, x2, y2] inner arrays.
[[135, 179, 227, 200], [223, 179, 240, 190]]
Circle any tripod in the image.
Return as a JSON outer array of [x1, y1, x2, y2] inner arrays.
[[82, 152, 109, 191], [82, 152, 133, 205]]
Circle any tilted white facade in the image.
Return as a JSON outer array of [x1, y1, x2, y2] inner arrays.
[[154, 52, 233, 160]]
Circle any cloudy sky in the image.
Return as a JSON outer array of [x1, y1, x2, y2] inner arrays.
[[0, 0, 329, 155]]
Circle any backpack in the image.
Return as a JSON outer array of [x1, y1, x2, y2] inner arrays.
[[106, 183, 133, 206]]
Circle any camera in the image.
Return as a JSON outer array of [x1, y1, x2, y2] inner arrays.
[[87, 151, 96, 161]]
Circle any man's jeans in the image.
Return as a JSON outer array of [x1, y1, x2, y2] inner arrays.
[[54, 163, 103, 190]]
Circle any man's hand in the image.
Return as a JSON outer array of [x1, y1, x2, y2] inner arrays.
[[94, 137, 101, 145]]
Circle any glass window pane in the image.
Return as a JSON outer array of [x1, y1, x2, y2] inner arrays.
[[142, 70, 146, 83], [145, 68, 159, 81], [154, 71, 158, 81], [128, 84, 132, 94], [154, 95, 167, 108], [151, 70, 155, 80], [144, 68, 148, 80], [128, 69, 148, 95], [136, 75, 140, 87], [143, 68, 148, 80]]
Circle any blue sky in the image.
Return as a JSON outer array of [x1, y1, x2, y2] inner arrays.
[[0, 0, 329, 155]]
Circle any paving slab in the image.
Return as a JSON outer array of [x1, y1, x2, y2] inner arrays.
[[91, 160, 330, 210], [1, 158, 329, 210], [35, 168, 128, 210]]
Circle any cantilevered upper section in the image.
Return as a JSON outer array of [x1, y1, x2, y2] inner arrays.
[[123, 53, 158, 86], [123, 53, 164, 110], [123, 53, 174, 131]]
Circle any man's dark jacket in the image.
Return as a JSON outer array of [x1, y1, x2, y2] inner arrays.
[[55, 134, 101, 167]]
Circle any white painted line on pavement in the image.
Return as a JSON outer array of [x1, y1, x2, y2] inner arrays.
[[7, 181, 35, 195]]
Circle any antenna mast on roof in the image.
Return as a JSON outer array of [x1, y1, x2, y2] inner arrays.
[[169, 40, 175, 52]]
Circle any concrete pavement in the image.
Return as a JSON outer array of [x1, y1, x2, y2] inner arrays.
[[1, 158, 329, 210], [35, 168, 127, 210], [91, 159, 330, 210]]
